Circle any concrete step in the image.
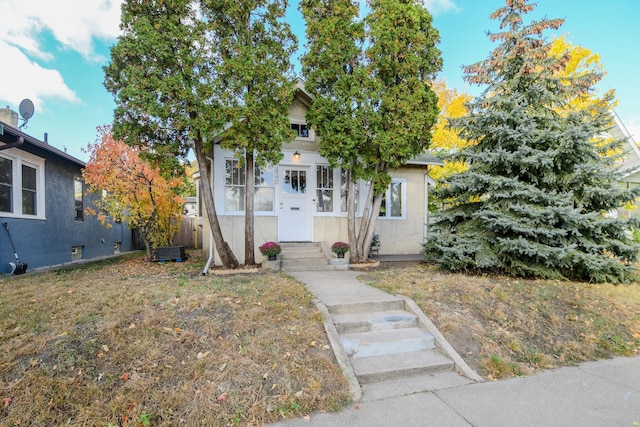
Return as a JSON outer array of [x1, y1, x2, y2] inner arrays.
[[281, 258, 329, 268], [283, 265, 336, 272], [340, 327, 435, 359], [328, 299, 405, 315], [333, 309, 418, 334], [281, 251, 326, 260], [351, 349, 455, 384]]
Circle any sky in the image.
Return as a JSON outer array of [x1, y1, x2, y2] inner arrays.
[[1, 0, 639, 162]]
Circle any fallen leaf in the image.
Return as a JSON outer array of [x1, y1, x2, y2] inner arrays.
[[270, 384, 277, 391], [3, 397, 11, 408], [128, 323, 136, 329], [101, 345, 109, 353], [219, 363, 227, 372], [303, 415, 310, 421], [310, 341, 317, 347], [121, 372, 130, 381], [216, 394, 226, 401], [197, 351, 210, 360]]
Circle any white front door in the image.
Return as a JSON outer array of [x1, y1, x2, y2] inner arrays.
[[278, 166, 312, 242]]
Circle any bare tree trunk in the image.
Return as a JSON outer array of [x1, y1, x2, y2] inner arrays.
[[193, 137, 239, 269], [245, 150, 255, 266], [349, 175, 383, 263]]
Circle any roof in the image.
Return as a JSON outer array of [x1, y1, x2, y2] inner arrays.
[[612, 110, 640, 179], [407, 151, 444, 167], [0, 120, 85, 167]]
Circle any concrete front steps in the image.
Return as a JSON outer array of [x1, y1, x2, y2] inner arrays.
[[279, 242, 337, 272], [327, 297, 483, 400]]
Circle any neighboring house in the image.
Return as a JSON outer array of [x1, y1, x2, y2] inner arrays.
[[196, 80, 443, 265], [613, 111, 640, 218], [0, 111, 133, 274]]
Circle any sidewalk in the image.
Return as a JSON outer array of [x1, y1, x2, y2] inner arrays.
[[271, 270, 640, 427]]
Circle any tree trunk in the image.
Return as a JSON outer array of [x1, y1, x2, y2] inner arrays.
[[193, 137, 239, 269], [245, 150, 255, 266], [348, 178, 383, 263]]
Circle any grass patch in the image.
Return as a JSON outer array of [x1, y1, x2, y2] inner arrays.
[[360, 262, 640, 380], [0, 251, 350, 425]]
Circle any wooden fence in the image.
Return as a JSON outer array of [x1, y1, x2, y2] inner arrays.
[[132, 217, 202, 250], [172, 216, 202, 249]]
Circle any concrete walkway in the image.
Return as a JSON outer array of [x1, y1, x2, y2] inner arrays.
[[272, 270, 640, 427]]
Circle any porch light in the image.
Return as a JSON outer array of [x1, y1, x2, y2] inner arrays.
[[293, 151, 301, 160]]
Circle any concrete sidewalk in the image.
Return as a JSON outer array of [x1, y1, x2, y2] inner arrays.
[[272, 270, 640, 427]]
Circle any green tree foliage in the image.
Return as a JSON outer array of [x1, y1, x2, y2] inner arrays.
[[105, 0, 296, 268], [425, 0, 640, 283], [300, 0, 441, 262], [208, 0, 296, 265]]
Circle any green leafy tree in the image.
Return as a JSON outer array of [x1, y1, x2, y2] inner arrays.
[[104, 0, 239, 268], [425, 0, 640, 283], [208, 0, 296, 266], [105, 0, 296, 268], [301, 0, 441, 262]]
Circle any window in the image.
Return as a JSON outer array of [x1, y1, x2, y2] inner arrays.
[[316, 165, 358, 214], [254, 167, 274, 211], [316, 165, 334, 212], [224, 159, 275, 212], [379, 180, 405, 219], [290, 123, 309, 138], [0, 157, 13, 213], [225, 159, 245, 211], [0, 152, 45, 219], [74, 177, 84, 221]]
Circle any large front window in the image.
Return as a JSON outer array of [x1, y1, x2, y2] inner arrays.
[[224, 159, 275, 212]]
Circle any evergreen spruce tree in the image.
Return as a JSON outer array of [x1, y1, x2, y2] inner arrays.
[[425, 0, 640, 283]]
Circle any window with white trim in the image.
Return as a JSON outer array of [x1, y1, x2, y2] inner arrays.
[[0, 156, 13, 213], [379, 179, 405, 219], [224, 159, 274, 212], [290, 122, 309, 138], [0, 152, 45, 219], [316, 165, 334, 212]]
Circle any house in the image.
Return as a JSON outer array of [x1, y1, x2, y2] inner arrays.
[[0, 109, 133, 274], [196, 80, 443, 266], [612, 111, 640, 218]]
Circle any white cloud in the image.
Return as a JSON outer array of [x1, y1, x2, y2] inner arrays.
[[420, 0, 461, 15], [0, 0, 123, 61], [0, 0, 122, 111], [0, 42, 79, 111]]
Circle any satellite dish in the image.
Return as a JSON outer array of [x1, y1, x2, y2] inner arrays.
[[19, 99, 34, 121]]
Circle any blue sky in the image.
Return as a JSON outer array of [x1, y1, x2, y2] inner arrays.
[[1, 0, 638, 162]]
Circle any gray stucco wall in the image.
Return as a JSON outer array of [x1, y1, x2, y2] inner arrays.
[[0, 150, 133, 274]]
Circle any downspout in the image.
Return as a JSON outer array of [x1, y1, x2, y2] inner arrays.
[[202, 156, 216, 275], [424, 166, 430, 244]]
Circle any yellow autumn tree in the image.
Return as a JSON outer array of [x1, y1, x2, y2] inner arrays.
[[83, 126, 185, 260], [429, 80, 473, 180]]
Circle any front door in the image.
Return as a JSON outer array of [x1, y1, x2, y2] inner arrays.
[[278, 166, 312, 242]]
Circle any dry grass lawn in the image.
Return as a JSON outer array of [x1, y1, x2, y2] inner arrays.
[[359, 262, 640, 380], [0, 251, 350, 426], [2, 253, 640, 426]]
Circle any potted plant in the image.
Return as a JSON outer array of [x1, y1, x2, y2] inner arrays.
[[259, 241, 281, 260], [331, 241, 350, 258]]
